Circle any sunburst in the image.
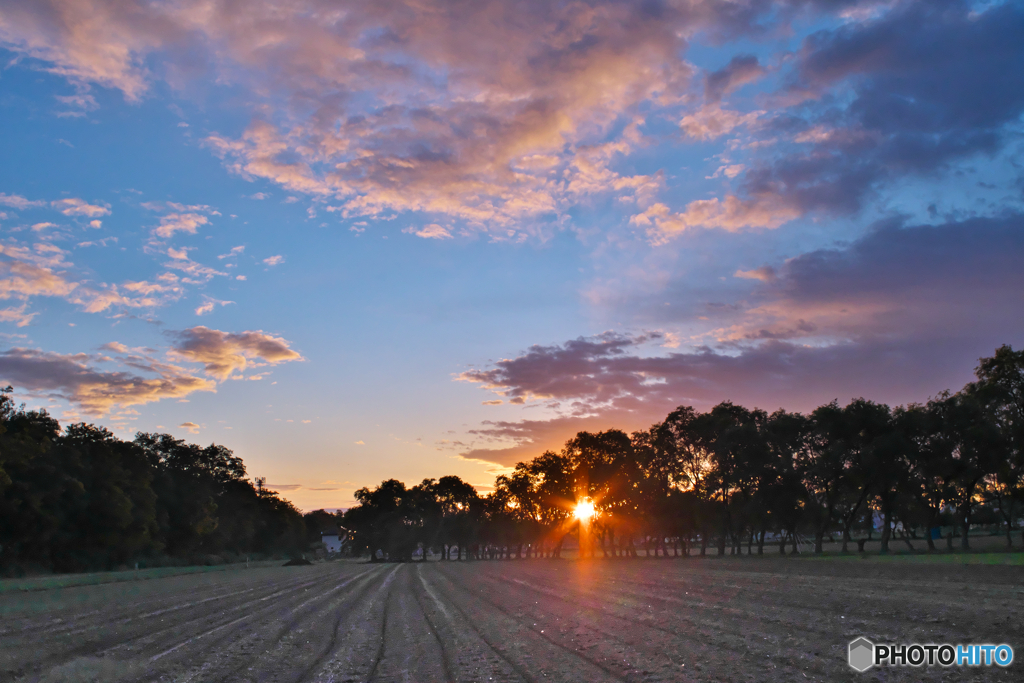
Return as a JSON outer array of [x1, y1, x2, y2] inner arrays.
[[573, 498, 596, 522]]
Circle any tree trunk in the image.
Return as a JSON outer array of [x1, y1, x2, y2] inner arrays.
[[814, 529, 824, 554], [840, 486, 868, 555], [756, 529, 765, 555], [879, 506, 892, 554], [1003, 511, 1013, 549], [924, 507, 937, 552], [960, 509, 971, 550]]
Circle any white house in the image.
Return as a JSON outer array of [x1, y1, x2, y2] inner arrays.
[[321, 530, 345, 554]]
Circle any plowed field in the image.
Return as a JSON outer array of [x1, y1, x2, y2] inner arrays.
[[3, 557, 1021, 682]]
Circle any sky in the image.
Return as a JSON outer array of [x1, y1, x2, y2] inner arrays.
[[0, 0, 1022, 510]]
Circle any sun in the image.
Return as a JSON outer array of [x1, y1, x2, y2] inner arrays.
[[573, 499, 596, 522]]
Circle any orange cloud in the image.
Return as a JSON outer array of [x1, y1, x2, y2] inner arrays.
[[179, 421, 200, 434], [169, 326, 303, 380]]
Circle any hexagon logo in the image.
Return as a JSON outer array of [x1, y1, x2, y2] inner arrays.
[[848, 637, 874, 672]]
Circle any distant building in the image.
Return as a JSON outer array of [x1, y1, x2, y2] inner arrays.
[[322, 529, 345, 554]]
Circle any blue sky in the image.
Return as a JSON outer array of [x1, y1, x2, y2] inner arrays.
[[1, 0, 1022, 509]]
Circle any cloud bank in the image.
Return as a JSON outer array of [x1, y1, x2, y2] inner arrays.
[[1, 0, 933, 238], [0, 324, 303, 416], [0, 347, 215, 416], [3, 1, 1019, 239], [460, 212, 1024, 465]]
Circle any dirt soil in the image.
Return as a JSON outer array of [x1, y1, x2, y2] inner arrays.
[[2, 557, 1021, 682]]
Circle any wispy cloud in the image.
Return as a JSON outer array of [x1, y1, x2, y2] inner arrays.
[[0, 240, 185, 317], [0, 193, 45, 210], [194, 295, 234, 316], [630, 195, 800, 241], [404, 224, 451, 240], [52, 198, 110, 217]]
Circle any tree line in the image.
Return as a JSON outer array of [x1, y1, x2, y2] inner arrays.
[[2, 345, 1021, 573], [0, 389, 311, 574], [336, 346, 1024, 561]]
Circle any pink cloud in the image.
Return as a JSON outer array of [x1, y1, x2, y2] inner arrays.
[[51, 198, 111, 217], [0, 240, 186, 315], [194, 295, 234, 316], [153, 212, 209, 239], [0, 0, 711, 234], [734, 266, 777, 282], [679, 105, 761, 140], [0, 193, 45, 210], [456, 334, 989, 467], [404, 224, 452, 240], [630, 194, 801, 241]]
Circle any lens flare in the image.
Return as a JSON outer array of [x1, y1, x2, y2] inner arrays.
[[573, 499, 596, 522]]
